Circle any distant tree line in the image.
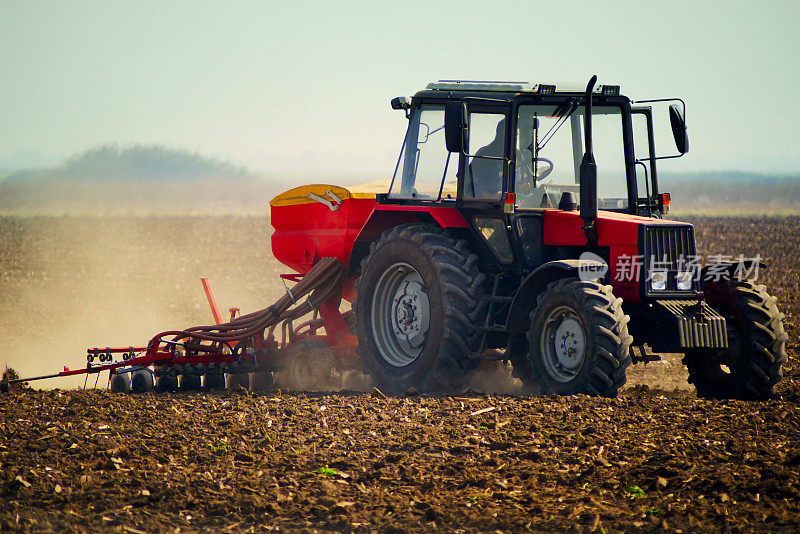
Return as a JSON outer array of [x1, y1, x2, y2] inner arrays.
[[4, 144, 252, 183]]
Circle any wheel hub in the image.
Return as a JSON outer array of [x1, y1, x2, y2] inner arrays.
[[393, 285, 425, 332], [371, 263, 431, 367], [389, 278, 429, 356], [554, 318, 586, 370], [540, 307, 587, 382]]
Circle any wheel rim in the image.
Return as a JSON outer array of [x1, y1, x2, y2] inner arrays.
[[371, 262, 431, 367], [539, 305, 587, 383]]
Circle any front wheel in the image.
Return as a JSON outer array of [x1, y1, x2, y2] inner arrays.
[[514, 279, 632, 397], [683, 281, 787, 400]]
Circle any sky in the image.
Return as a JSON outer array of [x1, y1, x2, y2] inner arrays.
[[1, 0, 798, 176]]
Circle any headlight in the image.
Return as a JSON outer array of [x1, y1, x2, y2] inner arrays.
[[650, 270, 667, 291], [676, 271, 693, 291]]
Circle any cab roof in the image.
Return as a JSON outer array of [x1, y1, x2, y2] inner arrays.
[[424, 80, 620, 96]]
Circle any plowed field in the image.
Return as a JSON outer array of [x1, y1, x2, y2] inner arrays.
[[1, 215, 799, 533]]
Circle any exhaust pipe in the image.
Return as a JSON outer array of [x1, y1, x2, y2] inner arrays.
[[579, 75, 598, 245]]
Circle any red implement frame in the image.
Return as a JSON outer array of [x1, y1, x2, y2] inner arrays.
[[200, 277, 223, 325], [1, 259, 358, 393]]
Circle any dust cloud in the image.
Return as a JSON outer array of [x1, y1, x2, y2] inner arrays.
[[0, 216, 283, 389]]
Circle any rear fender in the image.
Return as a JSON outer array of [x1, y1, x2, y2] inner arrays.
[[506, 259, 605, 333], [347, 206, 469, 275]]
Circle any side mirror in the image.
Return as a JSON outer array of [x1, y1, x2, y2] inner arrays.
[[444, 101, 468, 153], [669, 104, 689, 154], [390, 97, 411, 110]]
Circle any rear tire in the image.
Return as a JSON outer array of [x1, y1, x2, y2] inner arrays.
[[514, 278, 632, 397], [276, 338, 340, 391], [355, 223, 485, 393], [683, 281, 787, 399]]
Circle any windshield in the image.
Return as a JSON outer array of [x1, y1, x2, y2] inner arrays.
[[389, 105, 457, 200], [515, 104, 629, 210]]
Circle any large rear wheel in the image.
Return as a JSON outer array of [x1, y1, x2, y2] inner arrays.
[[683, 281, 787, 399], [355, 224, 485, 393], [514, 278, 632, 397]]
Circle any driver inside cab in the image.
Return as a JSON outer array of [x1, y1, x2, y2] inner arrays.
[[468, 117, 553, 203], [467, 119, 505, 199]]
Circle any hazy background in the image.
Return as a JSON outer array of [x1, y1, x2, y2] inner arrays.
[[1, 0, 799, 176]]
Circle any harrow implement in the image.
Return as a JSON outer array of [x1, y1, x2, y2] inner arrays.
[[1, 258, 356, 394]]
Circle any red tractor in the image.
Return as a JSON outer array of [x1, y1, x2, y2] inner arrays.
[[271, 76, 787, 399], [2, 77, 786, 399]]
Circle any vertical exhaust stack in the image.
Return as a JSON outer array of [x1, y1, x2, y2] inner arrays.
[[579, 75, 598, 245]]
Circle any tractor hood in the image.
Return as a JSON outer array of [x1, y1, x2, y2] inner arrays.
[[542, 209, 689, 248]]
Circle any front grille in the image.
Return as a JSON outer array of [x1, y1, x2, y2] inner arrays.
[[642, 225, 696, 271], [640, 224, 697, 297]]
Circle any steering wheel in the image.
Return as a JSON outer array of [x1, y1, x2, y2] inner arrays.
[[532, 157, 554, 181], [516, 156, 555, 200]]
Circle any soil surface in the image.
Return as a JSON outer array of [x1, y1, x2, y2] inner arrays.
[[2, 388, 800, 533], [1, 215, 799, 533]]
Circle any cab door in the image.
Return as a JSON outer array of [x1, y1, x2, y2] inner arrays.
[[509, 99, 583, 269], [455, 106, 519, 268]]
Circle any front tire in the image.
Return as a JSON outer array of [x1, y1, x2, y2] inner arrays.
[[683, 281, 787, 400], [515, 279, 632, 397], [355, 224, 484, 393]]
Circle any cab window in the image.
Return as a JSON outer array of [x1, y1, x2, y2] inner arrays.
[[464, 113, 506, 200], [389, 105, 457, 200]]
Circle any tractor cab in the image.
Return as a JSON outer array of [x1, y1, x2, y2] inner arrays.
[[385, 80, 684, 219], [382, 79, 690, 291]]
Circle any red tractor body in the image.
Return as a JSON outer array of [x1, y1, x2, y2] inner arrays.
[[271, 188, 689, 305]]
